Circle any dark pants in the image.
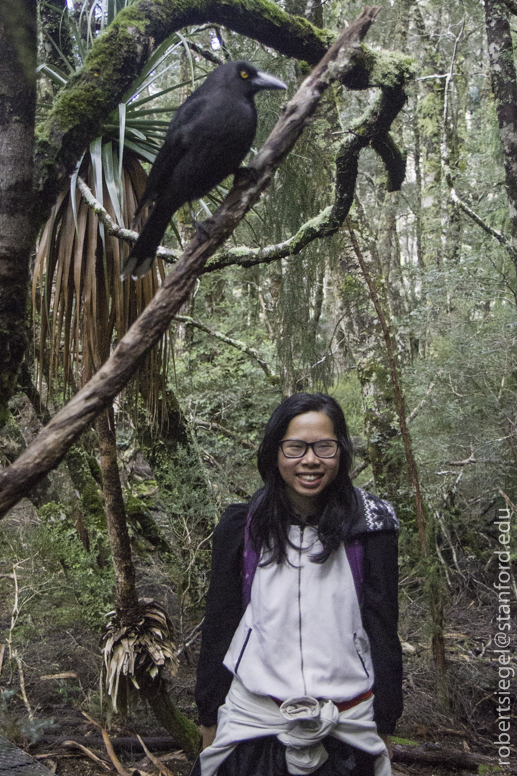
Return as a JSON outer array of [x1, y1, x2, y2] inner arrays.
[[191, 736, 376, 776]]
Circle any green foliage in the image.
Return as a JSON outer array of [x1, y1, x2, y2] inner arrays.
[[329, 372, 365, 439], [36, 502, 114, 628], [143, 441, 222, 614]]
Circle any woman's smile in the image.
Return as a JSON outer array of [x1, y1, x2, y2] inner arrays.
[[296, 472, 324, 486]]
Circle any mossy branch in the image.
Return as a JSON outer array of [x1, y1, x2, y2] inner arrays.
[[330, 83, 408, 227], [35, 0, 413, 225], [34, 0, 333, 218], [174, 314, 278, 381]]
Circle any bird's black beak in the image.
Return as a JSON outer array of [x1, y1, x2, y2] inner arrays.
[[252, 71, 287, 91]]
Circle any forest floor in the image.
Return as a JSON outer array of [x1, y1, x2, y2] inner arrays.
[[0, 501, 515, 776]]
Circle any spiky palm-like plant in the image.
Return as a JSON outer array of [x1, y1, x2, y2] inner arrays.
[[34, 4, 203, 402]]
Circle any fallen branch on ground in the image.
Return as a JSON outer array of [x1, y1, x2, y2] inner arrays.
[[61, 741, 111, 771], [33, 736, 181, 752], [392, 742, 505, 770]]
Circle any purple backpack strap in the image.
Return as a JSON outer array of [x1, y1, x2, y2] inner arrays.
[[243, 513, 364, 609], [243, 512, 258, 609], [345, 539, 364, 604]]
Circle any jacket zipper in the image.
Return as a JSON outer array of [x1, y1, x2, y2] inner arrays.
[[298, 527, 307, 695], [354, 631, 370, 677], [235, 627, 252, 674]]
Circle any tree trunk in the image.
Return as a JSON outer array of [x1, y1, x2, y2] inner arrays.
[[66, 444, 107, 554], [139, 676, 201, 758], [97, 405, 139, 617], [98, 405, 201, 752], [484, 0, 517, 272], [356, 354, 411, 514], [348, 223, 427, 552], [348, 222, 451, 709], [0, 0, 37, 428]]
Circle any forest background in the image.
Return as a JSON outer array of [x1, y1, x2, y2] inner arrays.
[[0, 0, 516, 773]]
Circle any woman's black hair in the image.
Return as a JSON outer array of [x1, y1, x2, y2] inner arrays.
[[249, 392, 357, 564]]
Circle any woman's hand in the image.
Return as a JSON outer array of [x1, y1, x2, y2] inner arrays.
[[200, 725, 217, 750]]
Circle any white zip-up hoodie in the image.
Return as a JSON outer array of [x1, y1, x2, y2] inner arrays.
[[224, 524, 374, 702]]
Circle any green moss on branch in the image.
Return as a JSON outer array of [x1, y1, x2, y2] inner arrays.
[[34, 0, 414, 231]]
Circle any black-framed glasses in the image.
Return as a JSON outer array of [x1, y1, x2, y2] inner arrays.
[[279, 439, 339, 459]]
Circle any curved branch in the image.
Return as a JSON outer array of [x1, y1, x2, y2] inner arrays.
[[35, 0, 413, 226], [76, 177, 334, 270], [371, 131, 406, 192], [206, 206, 335, 271], [34, 0, 333, 216], [330, 83, 408, 227], [0, 7, 381, 517]]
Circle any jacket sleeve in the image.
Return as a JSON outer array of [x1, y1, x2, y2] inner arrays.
[[195, 504, 247, 726], [361, 529, 403, 735]]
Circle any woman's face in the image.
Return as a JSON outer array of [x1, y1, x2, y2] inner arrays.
[[277, 411, 341, 517]]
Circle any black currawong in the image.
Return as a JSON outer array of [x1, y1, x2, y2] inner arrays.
[[121, 61, 287, 281]]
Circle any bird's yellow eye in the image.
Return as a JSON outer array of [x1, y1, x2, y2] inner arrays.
[[240, 70, 249, 79]]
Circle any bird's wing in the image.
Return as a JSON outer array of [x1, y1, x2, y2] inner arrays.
[[135, 97, 208, 216]]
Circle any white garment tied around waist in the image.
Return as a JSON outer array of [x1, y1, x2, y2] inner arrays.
[[199, 677, 391, 776]]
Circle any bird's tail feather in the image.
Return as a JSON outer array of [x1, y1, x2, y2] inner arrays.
[[121, 200, 177, 280]]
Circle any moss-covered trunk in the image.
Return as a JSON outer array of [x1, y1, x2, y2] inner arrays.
[[139, 675, 201, 758], [0, 0, 37, 428], [356, 355, 413, 514]]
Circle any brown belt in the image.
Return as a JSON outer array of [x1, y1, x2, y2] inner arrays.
[[270, 688, 373, 713]]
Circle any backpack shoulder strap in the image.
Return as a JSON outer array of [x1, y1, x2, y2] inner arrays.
[[345, 539, 364, 605]]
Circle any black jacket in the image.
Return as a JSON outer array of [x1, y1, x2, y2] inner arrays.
[[195, 488, 403, 735]]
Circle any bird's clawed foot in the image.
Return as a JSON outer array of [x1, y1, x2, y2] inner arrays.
[[188, 203, 210, 239], [234, 166, 260, 187]]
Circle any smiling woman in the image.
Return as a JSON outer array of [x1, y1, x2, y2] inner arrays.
[[277, 411, 341, 517], [193, 393, 403, 776]]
